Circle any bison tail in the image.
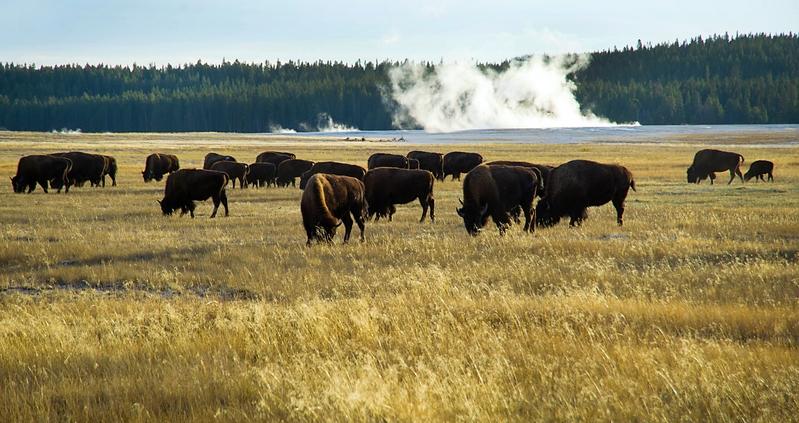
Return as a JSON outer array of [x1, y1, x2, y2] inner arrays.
[[630, 179, 637, 192], [739, 154, 745, 165], [311, 177, 339, 229]]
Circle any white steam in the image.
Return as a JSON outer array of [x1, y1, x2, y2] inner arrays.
[[305, 112, 358, 132], [388, 55, 616, 132], [269, 124, 297, 134]]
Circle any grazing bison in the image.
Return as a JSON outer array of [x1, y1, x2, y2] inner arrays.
[[203, 152, 237, 170], [536, 160, 635, 228], [301, 173, 367, 246], [367, 153, 409, 169], [407, 151, 444, 180], [159, 169, 229, 218], [256, 151, 296, 163], [50, 152, 106, 188], [744, 160, 774, 182], [456, 165, 540, 236], [11, 155, 72, 193], [443, 151, 483, 181], [363, 168, 435, 223], [210, 160, 249, 188], [687, 149, 744, 185], [100, 155, 117, 187], [299, 162, 367, 189], [276, 159, 315, 187], [246, 162, 277, 187], [142, 153, 180, 182]]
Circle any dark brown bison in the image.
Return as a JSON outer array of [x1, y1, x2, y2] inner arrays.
[[299, 162, 367, 189], [744, 160, 774, 182], [246, 162, 277, 187], [276, 159, 315, 187], [11, 155, 72, 193], [159, 169, 229, 218], [444, 151, 483, 181], [485, 161, 553, 192], [203, 152, 237, 170], [210, 160, 249, 188], [363, 168, 435, 223], [536, 160, 635, 228], [687, 149, 744, 184], [256, 151, 296, 163], [50, 152, 106, 188], [456, 165, 540, 236], [301, 173, 366, 246], [407, 151, 444, 180], [408, 158, 420, 169], [142, 153, 180, 182], [100, 155, 117, 187], [367, 153, 409, 169]]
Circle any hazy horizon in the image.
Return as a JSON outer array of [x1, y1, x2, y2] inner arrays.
[[2, 0, 796, 66]]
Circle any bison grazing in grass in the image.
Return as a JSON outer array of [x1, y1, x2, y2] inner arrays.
[[456, 165, 541, 236], [301, 173, 367, 246], [276, 159, 315, 187], [367, 153, 409, 170], [744, 160, 774, 182], [687, 149, 745, 185], [143, 153, 180, 182], [299, 162, 367, 189], [246, 162, 277, 187], [100, 155, 117, 187], [210, 160, 249, 188], [364, 168, 435, 223], [11, 155, 73, 193], [536, 160, 635, 228], [203, 152, 237, 170], [407, 151, 444, 180], [50, 152, 106, 188], [159, 169, 229, 218], [443, 151, 483, 181]]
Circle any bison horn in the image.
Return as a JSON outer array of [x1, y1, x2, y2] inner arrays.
[[458, 198, 464, 206], [156, 200, 162, 205], [456, 207, 464, 217]]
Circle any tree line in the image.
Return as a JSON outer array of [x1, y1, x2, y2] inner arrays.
[[0, 33, 796, 132]]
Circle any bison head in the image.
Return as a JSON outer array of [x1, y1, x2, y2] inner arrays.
[[456, 199, 489, 236], [157, 199, 174, 215], [10, 176, 23, 193], [535, 198, 560, 227], [686, 166, 699, 183], [142, 170, 152, 183]]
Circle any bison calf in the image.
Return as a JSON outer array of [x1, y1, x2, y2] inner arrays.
[[444, 151, 483, 181], [536, 160, 635, 227], [246, 162, 277, 187], [744, 160, 774, 182], [159, 169, 229, 218], [364, 168, 435, 223], [301, 173, 366, 246], [210, 160, 249, 188], [143, 153, 180, 182], [457, 165, 540, 236]]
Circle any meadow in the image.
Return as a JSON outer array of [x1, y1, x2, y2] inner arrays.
[[0, 130, 798, 421]]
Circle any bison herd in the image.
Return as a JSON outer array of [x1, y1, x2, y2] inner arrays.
[[11, 147, 776, 245]]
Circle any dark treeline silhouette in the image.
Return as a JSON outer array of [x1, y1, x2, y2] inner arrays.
[[0, 33, 796, 132]]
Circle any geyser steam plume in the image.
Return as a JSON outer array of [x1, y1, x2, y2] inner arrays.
[[388, 55, 618, 132]]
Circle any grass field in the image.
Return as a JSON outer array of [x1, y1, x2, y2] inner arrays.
[[1, 130, 798, 421]]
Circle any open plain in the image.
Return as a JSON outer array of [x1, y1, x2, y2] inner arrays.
[[1, 130, 798, 421]]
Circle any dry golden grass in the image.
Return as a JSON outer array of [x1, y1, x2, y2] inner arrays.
[[0, 130, 797, 421]]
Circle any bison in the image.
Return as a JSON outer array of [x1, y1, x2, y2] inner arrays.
[[256, 152, 294, 168], [536, 160, 635, 228], [485, 161, 553, 192], [456, 165, 540, 236], [367, 153, 409, 169], [11, 155, 72, 194], [363, 168, 435, 223], [143, 153, 180, 182], [276, 159, 315, 187], [444, 151, 483, 181], [50, 152, 106, 188], [100, 155, 117, 187], [687, 149, 744, 185], [407, 151, 444, 180], [203, 152, 237, 170], [301, 173, 367, 246], [210, 160, 249, 188], [246, 162, 277, 187], [744, 160, 774, 182], [299, 162, 367, 189], [159, 169, 229, 218]]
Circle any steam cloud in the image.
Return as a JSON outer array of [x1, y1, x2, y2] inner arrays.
[[388, 55, 619, 132]]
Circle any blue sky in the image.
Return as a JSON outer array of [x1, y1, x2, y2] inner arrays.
[[1, 0, 796, 65]]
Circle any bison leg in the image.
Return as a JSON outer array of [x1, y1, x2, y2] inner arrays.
[[612, 197, 626, 226], [221, 190, 229, 217], [111, 176, 116, 187], [569, 209, 586, 227], [522, 203, 533, 233], [341, 214, 354, 243], [727, 169, 736, 184], [419, 197, 429, 223], [429, 197, 435, 223], [768, 173, 773, 182], [354, 212, 365, 242], [27, 182, 36, 193], [38, 179, 49, 193]]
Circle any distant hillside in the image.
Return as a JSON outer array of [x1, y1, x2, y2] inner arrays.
[[0, 33, 796, 132]]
